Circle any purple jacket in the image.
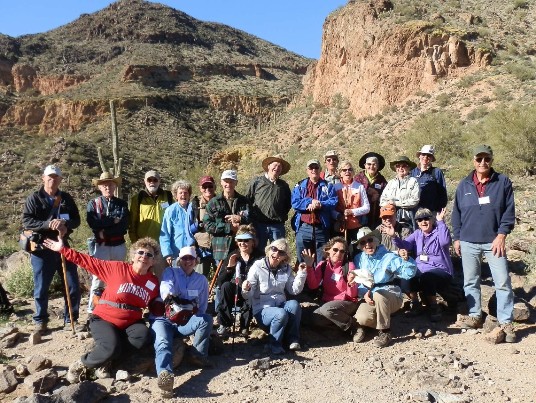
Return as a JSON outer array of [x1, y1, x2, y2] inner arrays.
[[392, 220, 453, 276]]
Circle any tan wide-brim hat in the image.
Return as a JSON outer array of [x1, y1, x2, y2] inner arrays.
[[92, 172, 122, 187], [262, 156, 291, 176], [389, 156, 417, 172]]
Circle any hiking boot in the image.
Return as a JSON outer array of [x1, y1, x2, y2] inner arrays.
[[406, 300, 423, 317], [187, 353, 214, 368], [217, 325, 229, 338], [352, 325, 366, 344], [94, 362, 112, 379], [34, 322, 48, 334], [289, 342, 301, 351], [455, 314, 483, 329], [374, 330, 392, 348], [64, 321, 88, 332], [501, 323, 517, 343], [157, 370, 174, 398], [66, 359, 87, 384], [429, 304, 442, 322]]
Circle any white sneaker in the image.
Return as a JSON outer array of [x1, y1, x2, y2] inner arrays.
[[66, 359, 87, 384], [289, 342, 301, 351]]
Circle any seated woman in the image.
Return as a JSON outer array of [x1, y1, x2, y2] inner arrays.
[[353, 227, 417, 348], [160, 180, 197, 267], [242, 239, 307, 354], [380, 156, 420, 230], [150, 246, 212, 398], [386, 208, 453, 322], [42, 237, 161, 383], [216, 224, 264, 337], [303, 237, 361, 341]]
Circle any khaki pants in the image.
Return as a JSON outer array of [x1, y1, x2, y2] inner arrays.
[[354, 289, 403, 330]]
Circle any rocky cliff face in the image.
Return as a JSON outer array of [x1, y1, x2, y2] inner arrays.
[[302, 0, 491, 118]]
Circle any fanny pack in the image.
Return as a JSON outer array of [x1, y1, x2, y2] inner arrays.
[[165, 297, 198, 326]]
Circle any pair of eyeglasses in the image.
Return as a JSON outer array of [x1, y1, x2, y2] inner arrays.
[[365, 163, 377, 166], [420, 154, 432, 159], [136, 250, 154, 258], [416, 217, 431, 222], [395, 164, 409, 169], [332, 247, 346, 254], [359, 238, 375, 246], [180, 255, 195, 261], [326, 158, 338, 162], [202, 184, 214, 189], [270, 245, 287, 256], [340, 168, 353, 172], [475, 156, 492, 163], [308, 165, 320, 171], [146, 178, 159, 183], [237, 239, 252, 243]]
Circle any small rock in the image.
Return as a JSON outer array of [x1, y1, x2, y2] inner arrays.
[[23, 368, 58, 393], [0, 325, 18, 339], [0, 368, 18, 394], [29, 331, 41, 345], [15, 364, 28, 376], [249, 357, 270, 370], [512, 301, 530, 321], [424, 329, 434, 338], [484, 327, 506, 344], [115, 370, 129, 381], [95, 377, 115, 392], [26, 355, 52, 374], [56, 380, 109, 401], [0, 332, 20, 349], [393, 355, 405, 363]]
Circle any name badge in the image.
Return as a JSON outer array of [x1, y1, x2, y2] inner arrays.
[[419, 254, 428, 262], [161, 202, 170, 209], [331, 273, 341, 282], [478, 196, 490, 205], [187, 289, 199, 297], [145, 280, 156, 291], [60, 213, 70, 220], [374, 184, 382, 189]]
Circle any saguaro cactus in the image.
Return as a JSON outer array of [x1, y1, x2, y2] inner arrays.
[[97, 100, 123, 197]]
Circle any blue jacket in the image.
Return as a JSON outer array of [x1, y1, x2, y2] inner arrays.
[[354, 245, 417, 298], [452, 170, 515, 243], [159, 266, 208, 315], [159, 202, 196, 260], [410, 166, 447, 212], [291, 178, 337, 231]]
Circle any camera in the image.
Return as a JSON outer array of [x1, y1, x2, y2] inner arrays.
[[29, 233, 44, 249]]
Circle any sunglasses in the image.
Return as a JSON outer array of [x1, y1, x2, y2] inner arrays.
[[237, 239, 252, 243], [359, 238, 375, 246], [326, 158, 338, 162], [340, 168, 353, 172], [135, 250, 154, 258], [180, 255, 196, 261], [395, 164, 409, 169], [146, 177, 159, 183], [416, 217, 431, 222], [270, 245, 287, 256], [475, 156, 492, 163], [202, 184, 214, 189], [332, 247, 346, 254], [308, 165, 320, 171]]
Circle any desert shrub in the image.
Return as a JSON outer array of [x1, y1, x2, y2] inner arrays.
[[5, 262, 64, 298], [467, 106, 489, 120], [457, 75, 481, 88], [436, 93, 451, 107], [512, 0, 529, 10], [504, 62, 536, 81]]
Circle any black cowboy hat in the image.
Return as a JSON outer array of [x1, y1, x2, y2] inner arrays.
[[358, 152, 385, 171]]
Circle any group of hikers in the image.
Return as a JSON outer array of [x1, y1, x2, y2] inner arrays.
[[17, 143, 516, 397]]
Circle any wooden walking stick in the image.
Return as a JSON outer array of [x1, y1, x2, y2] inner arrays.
[[60, 251, 76, 335], [208, 259, 224, 296]]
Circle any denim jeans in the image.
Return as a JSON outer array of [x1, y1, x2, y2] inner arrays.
[[151, 314, 211, 375], [31, 248, 80, 324], [254, 222, 286, 251], [460, 241, 513, 324], [254, 299, 301, 349], [88, 243, 127, 313], [295, 223, 328, 264]]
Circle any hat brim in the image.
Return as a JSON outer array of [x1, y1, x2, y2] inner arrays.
[[389, 159, 417, 172], [262, 157, 291, 175], [92, 177, 122, 187], [358, 152, 385, 171], [416, 151, 436, 162], [355, 229, 382, 245]]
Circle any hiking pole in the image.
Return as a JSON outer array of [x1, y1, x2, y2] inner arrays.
[[311, 211, 317, 266], [231, 262, 241, 351], [59, 233, 76, 335], [208, 259, 224, 296]]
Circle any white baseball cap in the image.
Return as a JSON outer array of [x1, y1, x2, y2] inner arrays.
[[43, 165, 62, 177], [221, 170, 238, 181]]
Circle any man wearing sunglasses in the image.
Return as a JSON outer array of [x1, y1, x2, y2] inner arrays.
[[320, 150, 341, 185], [191, 176, 217, 276], [292, 159, 338, 266], [452, 145, 516, 343]]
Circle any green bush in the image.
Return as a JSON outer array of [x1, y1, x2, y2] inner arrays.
[[5, 262, 64, 298], [436, 93, 451, 107], [512, 0, 529, 10], [504, 62, 536, 81]]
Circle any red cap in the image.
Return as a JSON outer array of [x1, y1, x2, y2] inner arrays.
[[199, 176, 215, 186], [379, 203, 396, 218]]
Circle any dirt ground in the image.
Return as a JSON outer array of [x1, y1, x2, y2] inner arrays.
[[2, 277, 536, 403]]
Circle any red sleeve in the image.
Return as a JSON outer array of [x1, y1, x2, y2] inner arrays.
[[306, 261, 324, 290], [61, 247, 128, 283]]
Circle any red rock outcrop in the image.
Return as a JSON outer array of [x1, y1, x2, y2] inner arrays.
[[302, 0, 491, 118], [10, 64, 90, 95]]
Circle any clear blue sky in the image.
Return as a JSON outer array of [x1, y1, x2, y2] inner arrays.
[[0, 1, 347, 58]]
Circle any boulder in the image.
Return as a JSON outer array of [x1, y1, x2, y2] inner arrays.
[[26, 356, 52, 374], [0, 368, 18, 394], [22, 368, 58, 393], [53, 380, 108, 403]]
